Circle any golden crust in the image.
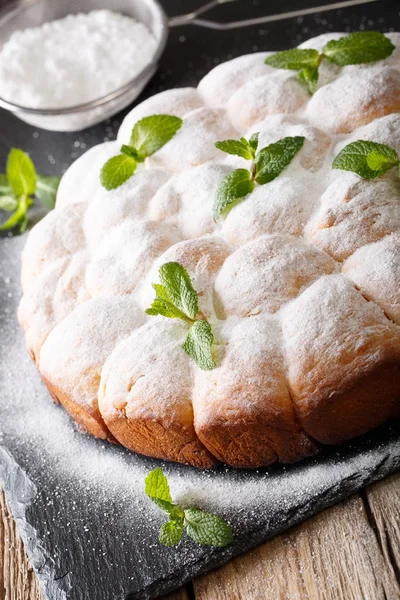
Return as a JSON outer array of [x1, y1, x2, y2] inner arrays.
[[42, 374, 112, 441]]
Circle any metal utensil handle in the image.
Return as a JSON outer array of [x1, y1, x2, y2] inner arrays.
[[169, 0, 381, 30]]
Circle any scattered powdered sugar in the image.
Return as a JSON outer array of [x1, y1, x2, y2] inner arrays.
[[0, 10, 157, 109]]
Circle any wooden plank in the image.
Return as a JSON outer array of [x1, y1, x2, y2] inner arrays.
[[365, 473, 400, 583], [0, 490, 43, 600], [193, 477, 400, 600]]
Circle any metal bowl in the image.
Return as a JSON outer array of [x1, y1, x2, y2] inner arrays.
[[0, 0, 168, 131]]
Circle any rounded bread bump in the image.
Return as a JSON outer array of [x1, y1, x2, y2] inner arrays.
[[305, 176, 400, 261], [214, 234, 337, 318], [198, 52, 272, 107], [39, 297, 144, 440], [149, 162, 231, 239], [85, 218, 178, 298], [306, 67, 400, 134], [98, 319, 217, 468], [18, 251, 89, 363], [56, 141, 119, 209], [280, 274, 400, 444], [117, 87, 204, 144], [221, 173, 322, 247], [83, 168, 169, 246], [192, 316, 318, 468], [227, 72, 310, 131], [20, 201, 87, 293], [342, 233, 400, 325]]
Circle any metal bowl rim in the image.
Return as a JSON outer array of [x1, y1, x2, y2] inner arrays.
[[0, 0, 168, 115]]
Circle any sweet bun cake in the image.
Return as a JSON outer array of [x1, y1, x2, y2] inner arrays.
[[18, 32, 400, 468]]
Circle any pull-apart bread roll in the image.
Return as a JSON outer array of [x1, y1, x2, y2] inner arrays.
[[19, 32, 400, 468], [281, 275, 400, 443], [98, 320, 216, 468], [39, 297, 144, 439], [192, 316, 317, 468]]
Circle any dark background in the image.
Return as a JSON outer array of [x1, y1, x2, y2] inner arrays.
[[0, 0, 398, 176]]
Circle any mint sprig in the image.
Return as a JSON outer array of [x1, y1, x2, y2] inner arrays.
[[0, 148, 60, 234], [265, 31, 395, 93], [146, 262, 217, 370], [100, 114, 182, 190], [213, 135, 304, 221], [145, 468, 234, 548], [332, 140, 400, 179]]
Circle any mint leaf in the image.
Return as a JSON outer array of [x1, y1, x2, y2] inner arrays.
[[366, 150, 398, 172], [7, 149, 36, 197], [145, 294, 188, 320], [145, 467, 184, 519], [249, 133, 259, 153], [254, 136, 305, 184], [265, 48, 320, 70], [184, 508, 234, 547], [145, 467, 173, 504], [323, 31, 395, 66], [0, 195, 17, 212], [0, 174, 12, 196], [182, 320, 216, 371], [100, 154, 137, 190], [159, 520, 184, 547], [130, 115, 182, 161], [213, 168, 254, 222], [35, 175, 60, 209], [0, 195, 32, 233], [145, 281, 189, 319], [298, 66, 319, 94], [159, 262, 198, 321], [332, 140, 399, 179], [215, 139, 254, 160]]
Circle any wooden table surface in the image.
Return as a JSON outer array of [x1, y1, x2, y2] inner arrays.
[[1, 472, 399, 600]]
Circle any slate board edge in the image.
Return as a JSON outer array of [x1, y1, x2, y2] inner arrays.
[[0, 446, 68, 600], [1, 437, 399, 600]]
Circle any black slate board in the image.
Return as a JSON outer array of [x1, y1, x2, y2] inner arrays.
[[1, 1, 400, 599]]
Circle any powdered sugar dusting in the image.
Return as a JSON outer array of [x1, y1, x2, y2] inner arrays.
[[16, 31, 400, 473]]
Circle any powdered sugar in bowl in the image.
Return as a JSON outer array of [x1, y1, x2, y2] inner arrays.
[[0, 0, 168, 131]]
